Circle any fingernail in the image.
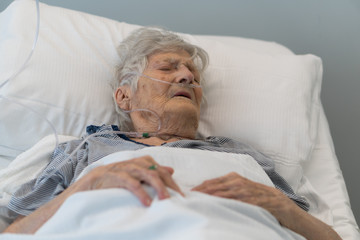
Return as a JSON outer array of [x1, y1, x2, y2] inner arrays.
[[159, 191, 170, 200]]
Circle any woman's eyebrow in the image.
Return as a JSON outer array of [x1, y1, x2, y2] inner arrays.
[[160, 58, 178, 64], [152, 57, 197, 71], [151, 58, 176, 67]]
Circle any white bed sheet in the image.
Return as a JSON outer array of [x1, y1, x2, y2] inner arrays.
[[1, 147, 305, 240], [300, 105, 360, 239]]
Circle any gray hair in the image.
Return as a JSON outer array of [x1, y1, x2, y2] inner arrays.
[[113, 27, 209, 131]]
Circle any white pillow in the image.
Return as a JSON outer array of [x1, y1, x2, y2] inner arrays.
[[0, 0, 322, 190], [0, 0, 136, 157], [197, 46, 322, 189]]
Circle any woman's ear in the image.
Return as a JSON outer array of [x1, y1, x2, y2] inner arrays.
[[115, 86, 131, 111]]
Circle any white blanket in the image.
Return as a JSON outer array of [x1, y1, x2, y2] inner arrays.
[[2, 147, 305, 239], [0, 135, 77, 232]]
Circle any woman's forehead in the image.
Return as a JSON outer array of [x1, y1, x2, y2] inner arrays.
[[148, 51, 193, 63]]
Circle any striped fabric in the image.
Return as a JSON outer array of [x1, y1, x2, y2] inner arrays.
[[8, 125, 309, 217]]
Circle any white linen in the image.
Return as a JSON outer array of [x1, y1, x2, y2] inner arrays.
[[1, 190, 305, 240], [2, 147, 305, 240], [0, 135, 77, 232], [77, 147, 275, 190], [0, 135, 76, 194], [300, 106, 360, 239], [35, 190, 305, 240], [0, 157, 12, 171]]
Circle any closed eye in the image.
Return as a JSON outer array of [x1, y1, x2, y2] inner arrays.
[[158, 63, 175, 72]]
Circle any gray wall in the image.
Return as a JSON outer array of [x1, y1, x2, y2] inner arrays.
[[2, 0, 359, 225]]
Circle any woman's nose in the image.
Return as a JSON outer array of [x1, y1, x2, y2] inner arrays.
[[175, 64, 195, 84]]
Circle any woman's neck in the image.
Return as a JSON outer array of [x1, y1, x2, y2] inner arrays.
[[130, 110, 199, 141], [130, 135, 187, 146]]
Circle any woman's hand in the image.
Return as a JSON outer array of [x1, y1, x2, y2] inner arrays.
[[192, 172, 342, 240], [4, 155, 183, 234], [192, 172, 292, 225], [74, 155, 183, 206]]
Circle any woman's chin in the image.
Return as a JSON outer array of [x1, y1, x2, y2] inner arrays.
[[166, 102, 200, 119]]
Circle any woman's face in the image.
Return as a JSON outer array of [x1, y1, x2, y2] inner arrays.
[[120, 50, 203, 135]]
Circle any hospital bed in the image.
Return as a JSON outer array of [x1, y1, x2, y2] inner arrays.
[[0, 0, 359, 239]]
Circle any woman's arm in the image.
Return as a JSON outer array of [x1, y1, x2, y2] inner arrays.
[[4, 183, 78, 234], [4, 155, 182, 234], [192, 172, 342, 240]]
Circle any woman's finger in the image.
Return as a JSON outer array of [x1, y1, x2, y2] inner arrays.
[[84, 168, 153, 206], [156, 166, 184, 196], [123, 163, 171, 200], [146, 170, 170, 199], [127, 156, 183, 197], [85, 156, 183, 204], [162, 166, 175, 175], [192, 174, 231, 192], [122, 173, 154, 206]]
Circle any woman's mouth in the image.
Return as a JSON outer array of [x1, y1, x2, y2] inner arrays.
[[173, 91, 192, 100]]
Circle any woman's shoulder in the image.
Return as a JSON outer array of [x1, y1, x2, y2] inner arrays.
[[54, 125, 124, 154]]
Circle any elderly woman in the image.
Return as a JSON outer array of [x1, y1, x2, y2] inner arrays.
[[4, 28, 341, 240]]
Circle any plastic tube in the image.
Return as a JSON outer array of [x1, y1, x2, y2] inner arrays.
[[0, 0, 60, 150]]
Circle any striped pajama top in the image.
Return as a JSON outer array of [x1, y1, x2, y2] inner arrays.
[[8, 125, 309, 217]]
